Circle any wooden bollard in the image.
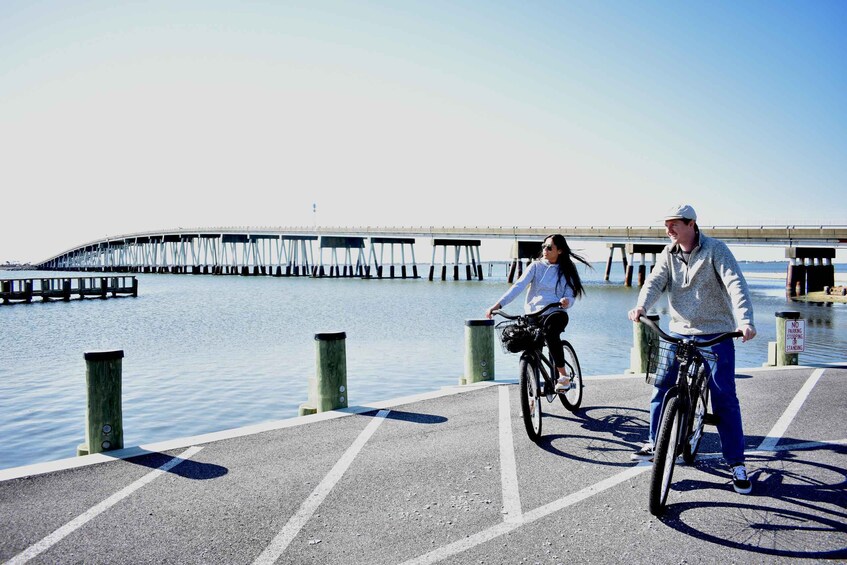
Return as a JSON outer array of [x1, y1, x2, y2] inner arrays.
[[627, 314, 660, 374], [461, 319, 495, 385], [77, 350, 124, 456], [767, 311, 802, 367], [299, 332, 348, 415]]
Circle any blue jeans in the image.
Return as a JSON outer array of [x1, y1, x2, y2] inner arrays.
[[648, 333, 746, 465]]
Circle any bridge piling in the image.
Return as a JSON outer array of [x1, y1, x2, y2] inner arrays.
[[785, 247, 836, 296], [624, 244, 665, 287], [604, 244, 626, 281]]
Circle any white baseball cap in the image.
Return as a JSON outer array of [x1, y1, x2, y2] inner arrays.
[[664, 204, 697, 222]]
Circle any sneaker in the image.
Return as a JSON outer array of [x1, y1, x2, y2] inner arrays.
[[731, 464, 753, 494], [554, 377, 571, 393], [631, 443, 654, 461]]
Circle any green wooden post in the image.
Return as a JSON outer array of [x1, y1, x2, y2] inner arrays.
[[462, 319, 495, 384], [628, 314, 660, 374], [299, 332, 348, 415], [77, 350, 124, 456], [775, 311, 801, 366]]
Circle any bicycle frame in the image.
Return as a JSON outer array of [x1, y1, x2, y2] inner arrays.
[[523, 346, 561, 398], [656, 344, 708, 455]]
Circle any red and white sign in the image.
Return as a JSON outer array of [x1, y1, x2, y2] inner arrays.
[[785, 319, 805, 353]]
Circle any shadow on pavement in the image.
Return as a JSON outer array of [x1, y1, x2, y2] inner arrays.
[[656, 443, 847, 559], [120, 450, 228, 480]]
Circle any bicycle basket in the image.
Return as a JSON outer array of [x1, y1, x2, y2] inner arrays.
[[646, 339, 719, 386], [496, 320, 540, 354], [645, 339, 675, 386]]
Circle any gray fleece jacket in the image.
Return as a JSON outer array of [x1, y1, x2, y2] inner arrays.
[[636, 233, 755, 335]]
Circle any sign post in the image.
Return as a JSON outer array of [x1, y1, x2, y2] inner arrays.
[[775, 311, 803, 366]]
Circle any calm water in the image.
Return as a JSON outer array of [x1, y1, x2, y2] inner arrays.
[[1, 263, 845, 471]]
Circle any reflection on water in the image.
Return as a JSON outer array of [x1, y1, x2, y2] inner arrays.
[[1, 263, 844, 470]]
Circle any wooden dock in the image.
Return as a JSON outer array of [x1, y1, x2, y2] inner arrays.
[[0, 276, 138, 305]]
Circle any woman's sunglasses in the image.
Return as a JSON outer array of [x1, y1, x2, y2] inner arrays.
[[542, 244, 554, 251]]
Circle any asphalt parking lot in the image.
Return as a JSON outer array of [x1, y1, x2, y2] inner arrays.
[[2, 364, 845, 564]]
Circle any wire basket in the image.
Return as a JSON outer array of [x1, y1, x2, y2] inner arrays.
[[645, 340, 674, 385], [496, 320, 540, 354], [645, 339, 718, 386]]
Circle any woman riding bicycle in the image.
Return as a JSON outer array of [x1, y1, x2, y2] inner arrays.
[[486, 234, 590, 392]]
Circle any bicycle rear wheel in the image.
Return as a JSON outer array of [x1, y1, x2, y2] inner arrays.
[[649, 396, 683, 516], [558, 341, 583, 412], [683, 367, 710, 464], [519, 357, 542, 442]]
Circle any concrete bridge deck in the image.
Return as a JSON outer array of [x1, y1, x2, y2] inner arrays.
[[2, 364, 846, 564]]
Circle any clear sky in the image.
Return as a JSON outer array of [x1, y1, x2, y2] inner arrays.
[[1, 1, 844, 263]]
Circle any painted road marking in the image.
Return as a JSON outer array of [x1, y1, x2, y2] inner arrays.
[[498, 385, 522, 523], [252, 409, 390, 565], [401, 368, 837, 564], [757, 368, 826, 452], [4, 446, 203, 565], [399, 464, 651, 565]]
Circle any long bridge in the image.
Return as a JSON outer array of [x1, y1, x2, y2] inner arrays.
[[35, 224, 847, 291]]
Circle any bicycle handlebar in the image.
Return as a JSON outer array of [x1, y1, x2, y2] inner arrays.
[[492, 302, 562, 321], [637, 315, 742, 347]]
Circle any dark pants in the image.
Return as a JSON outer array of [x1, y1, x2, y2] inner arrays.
[[541, 310, 569, 369]]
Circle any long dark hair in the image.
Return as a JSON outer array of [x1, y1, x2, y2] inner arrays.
[[540, 234, 592, 298]]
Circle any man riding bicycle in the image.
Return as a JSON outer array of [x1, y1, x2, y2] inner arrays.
[[627, 204, 757, 494]]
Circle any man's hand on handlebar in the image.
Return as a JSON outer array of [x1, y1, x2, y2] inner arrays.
[[738, 325, 756, 343], [628, 306, 645, 322], [485, 303, 501, 319]]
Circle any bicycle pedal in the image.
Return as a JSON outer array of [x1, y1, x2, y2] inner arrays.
[[703, 413, 720, 426]]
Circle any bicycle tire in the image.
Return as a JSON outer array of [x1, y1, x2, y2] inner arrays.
[[558, 341, 583, 412], [519, 357, 542, 442], [683, 365, 710, 464], [649, 396, 683, 516]]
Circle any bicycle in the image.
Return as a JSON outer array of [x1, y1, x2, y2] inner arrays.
[[638, 315, 741, 515], [493, 302, 583, 442]]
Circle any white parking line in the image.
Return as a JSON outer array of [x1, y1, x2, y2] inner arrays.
[[399, 464, 650, 565], [498, 385, 522, 523], [4, 446, 203, 565], [252, 409, 390, 565], [758, 368, 826, 452]]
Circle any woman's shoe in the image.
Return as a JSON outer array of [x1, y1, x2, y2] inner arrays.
[[554, 377, 572, 392]]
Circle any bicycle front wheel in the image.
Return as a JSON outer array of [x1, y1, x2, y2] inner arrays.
[[649, 396, 683, 516], [558, 341, 583, 412], [683, 368, 710, 464], [519, 357, 542, 442]]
